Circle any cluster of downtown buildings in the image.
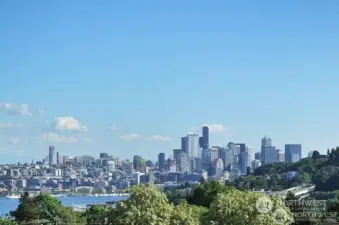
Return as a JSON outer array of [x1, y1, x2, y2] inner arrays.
[[0, 127, 303, 196], [156, 126, 303, 182]]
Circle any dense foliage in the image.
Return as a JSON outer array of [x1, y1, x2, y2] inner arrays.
[[231, 148, 339, 192], [10, 192, 85, 224], [2, 183, 293, 225]]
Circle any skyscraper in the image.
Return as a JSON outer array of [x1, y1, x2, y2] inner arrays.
[[237, 144, 247, 174], [212, 158, 224, 178], [255, 152, 262, 161], [261, 136, 277, 164], [158, 153, 166, 172], [202, 126, 209, 149], [247, 146, 252, 170], [277, 149, 285, 162], [261, 136, 272, 147], [181, 137, 187, 154], [186, 133, 199, 158], [285, 144, 302, 163], [178, 153, 189, 173], [173, 149, 183, 161], [48, 145, 55, 165], [56, 152, 59, 165]]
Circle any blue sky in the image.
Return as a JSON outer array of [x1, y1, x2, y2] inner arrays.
[[1, 0, 339, 163]]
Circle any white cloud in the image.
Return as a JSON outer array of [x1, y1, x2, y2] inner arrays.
[[108, 125, 118, 131], [0, 103, 33, 116], [83, 137, 93, 142], [38, 132, 77, 143], [52, 117, 87, 132], [37, 106, 45, 115], [150, 135, 171, 141], [0, 123, 23, 129], [7, 138, 20, 145], [203, 124, 228, 133], [120, 133, 141, 140]]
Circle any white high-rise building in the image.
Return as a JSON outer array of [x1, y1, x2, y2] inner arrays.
[[212, 158, 224, 178], [247, 146, 252, 169], [186, 133, 199, 158], [277, 150, 285, 162], [107, 160, 116, 172]]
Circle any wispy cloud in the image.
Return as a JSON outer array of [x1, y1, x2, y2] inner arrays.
[[0, 103, 33, 116], [7, 138, 20, 145], [0, 123, 23, 129], [47, 117, 88, 132], [108, 125, 118, 131], [149, 135, 171, 141], [38, 132, 77, 143], [203, 124, 228, 133], [37, 105, 45, 115], [82, 137, 93, 142], [120, 133, 141, 140]]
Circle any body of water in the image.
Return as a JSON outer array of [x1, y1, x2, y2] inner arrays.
[[0, 195, 129, 215]]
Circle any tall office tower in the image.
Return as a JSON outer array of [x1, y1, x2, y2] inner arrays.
[[237, 144, 248, 174], [261, 136, 277, 164], [178, 153, 189, 173], [285, 144, 302, 163], [48, 145, 55, 165], [202, 126, 209, 149], [167, 158, 176, 172], [56, 152, 59, 165], [222, 147, 232, 169], [247, 146, 252, 169], [261, 136, 272, 147], [226, 142, 239, 170], [199, 137, 204, 149], [193, 157, 203, 171], [100, 153, 109, 159], [218, 147, 226, 167], [210, 148, 218, 162], [212, 158, 224, 178], [186, 133, 199, 158], [255, 152, 262, 161], [201, 148, 211, 170], [158, 153, 166, 172], [173, 149, 183, 161], [181, 137, 187, 154], [277, 149, 285, 162]]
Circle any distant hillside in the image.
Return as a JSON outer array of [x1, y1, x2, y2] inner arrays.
[[231, 147, 339, 192]]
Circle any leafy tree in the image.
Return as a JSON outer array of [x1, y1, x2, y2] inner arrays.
[[201, 189, 293, 225], [83, 205, 112, 224], [0, 215, 16, 225], [312, 151, 320, 160], [110, 184, 174, 225], [247, 166, 251, 176], [187, 179, 231, 207], [170, 200, 207, 225], [10, 192, 38, 222], [11, 192, 85, 224]]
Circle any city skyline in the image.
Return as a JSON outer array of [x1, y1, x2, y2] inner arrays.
[[1, 1, 339, 163]]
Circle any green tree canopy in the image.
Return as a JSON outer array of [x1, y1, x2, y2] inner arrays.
[[201, 189, 294, 225], [11, 192, 85, 224]]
